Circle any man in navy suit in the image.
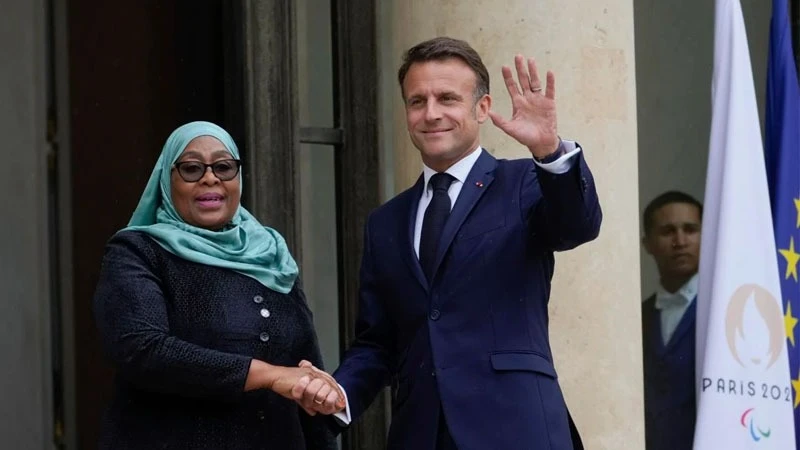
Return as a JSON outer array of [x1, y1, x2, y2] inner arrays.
[[294, 36, 602, 450], [640, 191, 702, 450]]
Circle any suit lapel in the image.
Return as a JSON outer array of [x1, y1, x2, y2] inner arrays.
[[400, 175, 429, 292], [643, 296, 667, 356], [665, 298, 697, 351], [431, 150, 497, 281]]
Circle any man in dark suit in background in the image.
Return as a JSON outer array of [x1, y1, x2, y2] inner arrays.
[[295, 36, 602, 450], [640, 191, 703, 450]]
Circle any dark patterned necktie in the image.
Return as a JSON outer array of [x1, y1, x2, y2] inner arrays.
[[419, 172, 455, 282]]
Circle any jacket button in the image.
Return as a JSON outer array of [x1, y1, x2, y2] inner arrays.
[[259, 332, 270, 342], [260, 308, 270, 318], [430, 309, 441, 321], [254, 295, 264, 304]]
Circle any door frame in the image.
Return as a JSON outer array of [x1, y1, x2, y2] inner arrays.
[[238, 1, 387, 448]]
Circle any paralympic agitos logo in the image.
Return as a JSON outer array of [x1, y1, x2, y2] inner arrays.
[[741, 408, 771, 442]]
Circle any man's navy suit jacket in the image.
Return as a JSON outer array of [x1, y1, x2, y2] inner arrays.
[[334, 149, 602, 450]]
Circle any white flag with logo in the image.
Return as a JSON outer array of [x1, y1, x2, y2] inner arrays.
[[693, 0, 796, 448]]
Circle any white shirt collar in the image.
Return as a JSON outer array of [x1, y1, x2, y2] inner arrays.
[[422, 146, 482, 197], [655, 273, 699, 310]]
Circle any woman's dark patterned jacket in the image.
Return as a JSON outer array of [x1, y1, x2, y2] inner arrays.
[[93, 230, 336, 450]]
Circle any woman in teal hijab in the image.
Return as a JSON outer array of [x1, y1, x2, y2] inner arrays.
[[93, 121, 342, 450]]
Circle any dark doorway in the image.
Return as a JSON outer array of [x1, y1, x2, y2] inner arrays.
[[64, 1, 236, 447]]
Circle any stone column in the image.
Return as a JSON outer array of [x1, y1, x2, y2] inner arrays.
[[0, 0, 55, 448], [379, 1, 644, 448], [240, 0, 301, 254]]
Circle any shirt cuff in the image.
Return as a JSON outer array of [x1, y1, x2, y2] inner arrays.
[[332, 383, 352, 425], [532, 140, 582, 174]]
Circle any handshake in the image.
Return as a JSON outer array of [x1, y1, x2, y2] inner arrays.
[[263, 359, 346, 416]]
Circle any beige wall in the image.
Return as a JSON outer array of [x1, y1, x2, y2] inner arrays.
[[379, 1, 643, 448]]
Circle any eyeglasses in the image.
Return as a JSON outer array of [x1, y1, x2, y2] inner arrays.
[[173, 159, 242, 182]]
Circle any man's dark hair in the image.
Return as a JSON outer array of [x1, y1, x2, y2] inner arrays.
[[397, 36, 490, 101], [642, 191, 703, 236]]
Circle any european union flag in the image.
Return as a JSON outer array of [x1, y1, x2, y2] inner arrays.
[[765, 0, 800, 446]]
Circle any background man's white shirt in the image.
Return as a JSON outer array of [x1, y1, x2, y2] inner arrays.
[[654, 273, 698, 345]]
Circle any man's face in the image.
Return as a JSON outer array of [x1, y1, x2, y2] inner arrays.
[[402, 58, 491, 172], [643, 202, 702, 281]]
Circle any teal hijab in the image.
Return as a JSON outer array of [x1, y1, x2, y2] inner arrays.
[[123, 121, 299, 294]]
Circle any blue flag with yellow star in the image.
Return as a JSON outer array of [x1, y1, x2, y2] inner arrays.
[[765, 0, 800, 445]]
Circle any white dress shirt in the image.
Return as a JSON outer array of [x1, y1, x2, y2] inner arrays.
[[335, 141, 582, 424], [654, 273, 698, 345]]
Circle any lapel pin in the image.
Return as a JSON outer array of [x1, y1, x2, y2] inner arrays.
[[475, 181, 484, 188]]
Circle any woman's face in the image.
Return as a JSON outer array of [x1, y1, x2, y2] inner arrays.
[[170, 136, 241, 230]]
